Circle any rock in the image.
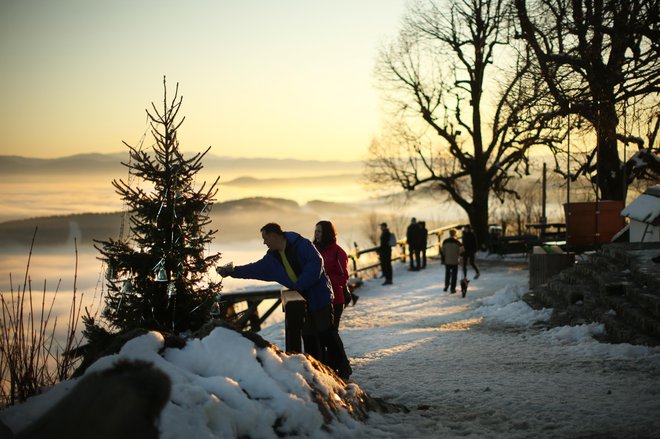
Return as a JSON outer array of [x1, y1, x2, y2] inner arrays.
[[13, 360, 170, 439]]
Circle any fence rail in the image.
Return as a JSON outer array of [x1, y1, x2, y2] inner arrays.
[[214, 224, 461, 337], [347, 224, 460, 276], [215, 222, 569, 331], [214, 221, 565, 350]]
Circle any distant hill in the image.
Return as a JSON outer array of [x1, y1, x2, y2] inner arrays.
[[0, 153, 364, 179], [224, 174, 360, 187], [0, 153, 126, 175], [0, 197, 366, 248]]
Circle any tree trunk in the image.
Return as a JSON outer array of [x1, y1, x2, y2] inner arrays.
[[467, 180, 490, 250], [596, 102, 625, 201], [469, 207, 490, 251]]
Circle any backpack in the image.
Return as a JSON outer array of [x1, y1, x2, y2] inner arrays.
[[389, 232, 397, 247]]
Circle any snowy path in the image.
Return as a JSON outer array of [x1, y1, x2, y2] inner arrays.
[[312, 257, 660, 438]]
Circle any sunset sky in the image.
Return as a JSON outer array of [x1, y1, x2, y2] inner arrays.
[[0, 0, 408, 160]]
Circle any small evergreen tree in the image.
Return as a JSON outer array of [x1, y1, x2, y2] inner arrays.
[[95, 78, 221, 333]]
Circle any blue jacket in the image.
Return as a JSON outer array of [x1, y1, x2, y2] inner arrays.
[[231, 231, 333, 311]]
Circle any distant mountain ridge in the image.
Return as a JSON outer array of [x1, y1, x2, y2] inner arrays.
[[0, 196, 364, 247], [0, 153, 126, 174], [0, 153, 363, 176], [224, 174, 360, 186]]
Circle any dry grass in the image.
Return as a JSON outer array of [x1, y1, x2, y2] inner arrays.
[[0, 228, 84, 407]]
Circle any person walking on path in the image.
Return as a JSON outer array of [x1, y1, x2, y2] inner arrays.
[[419, 221, 429, 269], [216, 222, 352, 380], [379, 222, 393, 285], [441, 228, 463, 293], [461, 225, 480, 279], [406, 218, 422, 271], [313, 220, 350, 330]]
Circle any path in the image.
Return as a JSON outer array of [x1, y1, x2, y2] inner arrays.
[[333, 256, 660, 439]]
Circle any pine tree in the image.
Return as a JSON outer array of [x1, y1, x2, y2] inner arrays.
[[95, 78, 221, 333]]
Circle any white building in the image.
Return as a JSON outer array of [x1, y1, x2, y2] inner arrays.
[[620, 185, 660, 243]]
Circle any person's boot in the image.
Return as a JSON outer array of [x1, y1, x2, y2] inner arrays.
[[338, 362, 352, 381]]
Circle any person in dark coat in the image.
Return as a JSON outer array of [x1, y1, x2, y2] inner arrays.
[[379, 222, 393, 285], [216, 223, 352, 380], [313, 220, 350, 330], [406, 217, 422, 271], [461, 224, 480, 279], [419, 221, 429, 268]]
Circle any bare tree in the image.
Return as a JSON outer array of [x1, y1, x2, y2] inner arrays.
[[367, 0, 560, 245], [361, 212, 382, 246], [515, 0, 660, 200]]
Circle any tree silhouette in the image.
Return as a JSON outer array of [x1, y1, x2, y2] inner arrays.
[[367, 0, 559, 245], [515, 0, 660, 200], [94, 78, 221, 333]]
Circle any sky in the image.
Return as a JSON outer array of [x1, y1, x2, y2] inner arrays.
[[3, 254, 660, 438], [0, 0, 409, 161]]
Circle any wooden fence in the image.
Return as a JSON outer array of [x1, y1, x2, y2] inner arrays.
[[213, 224, 461, 347]]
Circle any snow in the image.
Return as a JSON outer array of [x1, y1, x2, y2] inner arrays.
[[3, 256, 660, 438], [621, 185, 660, 224]]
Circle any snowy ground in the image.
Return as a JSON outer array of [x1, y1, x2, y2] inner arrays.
[[3, 256, 660, 438], [264, 256, 660, 438]]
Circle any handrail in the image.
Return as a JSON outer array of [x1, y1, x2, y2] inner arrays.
[[219, 223, 462, 298], [215, 223, 461, 333], [217, 287, 284, 301], [347, 224, 461, 276]]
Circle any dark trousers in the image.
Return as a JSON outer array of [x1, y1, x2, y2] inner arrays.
[[444, 264, 458, 291], [302, 305, 351, 378], [332, 303, 344, 331], [380, 254, 393, 283], [462, 253, 479, 278], [409, 247, 421, 269], [319, 328, 351, 378], [421, 249, 427, 268]]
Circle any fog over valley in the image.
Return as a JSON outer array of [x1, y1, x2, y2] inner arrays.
[[0, 153, 455, 305]]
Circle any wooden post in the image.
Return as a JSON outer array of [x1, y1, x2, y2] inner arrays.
[[541, 162, 547, 225], [281, 290, 306, 354], [529, 246, 575, 289]]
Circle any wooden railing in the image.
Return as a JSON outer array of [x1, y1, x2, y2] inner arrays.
[[211, 287, 284, 333], [208, 222, 573, 352], [347, 224, 460, 276], [213, 224, 461, 345]]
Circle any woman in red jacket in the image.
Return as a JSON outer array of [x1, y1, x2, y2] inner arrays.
[[313, 220, 349, 329]]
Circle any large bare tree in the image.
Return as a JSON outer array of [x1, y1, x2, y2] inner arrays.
[[515, 0, 660, 201], [367, 0, 559, 245]]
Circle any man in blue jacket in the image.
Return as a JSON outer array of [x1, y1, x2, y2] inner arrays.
[[216, 223, 352, 380]]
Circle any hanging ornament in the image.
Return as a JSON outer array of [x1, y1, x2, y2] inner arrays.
[[167, 282, 175, 298], [154, 259, 168, 282], [121, 279, 133, 294], [106, 266, 114, 281], [156, 267, 168, 282]]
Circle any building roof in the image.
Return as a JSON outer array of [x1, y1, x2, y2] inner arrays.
[[621, 185, 660, 225]]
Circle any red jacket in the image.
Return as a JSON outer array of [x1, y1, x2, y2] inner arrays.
[[318, 242, 349, 305]]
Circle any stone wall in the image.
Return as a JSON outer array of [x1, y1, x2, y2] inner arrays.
[[523, 242, 660, 346]]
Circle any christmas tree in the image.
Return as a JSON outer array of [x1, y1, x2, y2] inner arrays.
[[94, 78, 221, 333]]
